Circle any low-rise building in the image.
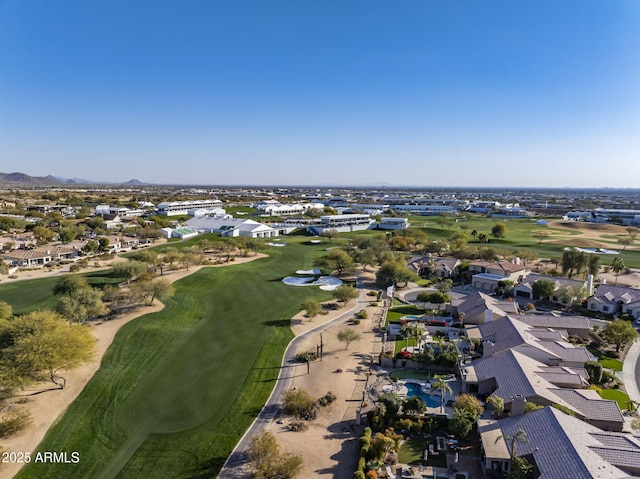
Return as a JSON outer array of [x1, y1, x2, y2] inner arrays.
[[306, 214, 375, 234], [587, 284, 640, 318]]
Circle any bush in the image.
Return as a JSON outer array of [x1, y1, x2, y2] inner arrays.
[[367, 291, 378, 297], [288, 420, 308, 432], [353, 319, 361, 325], [69, 264, 81, 272], [296, 351, 318, 362], [282, 388, 319, 420], [0, 407, 32, 438], [325, 391, 337, 403], [357, 309, 368, 319]]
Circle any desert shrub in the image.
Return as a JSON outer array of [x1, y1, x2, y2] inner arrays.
[[0, 407, 32, 438], [325, 391, 337, 403], [69, 264, 81, 272], [282, 388, 319, 420], [353, 319, 361, 325], [367, 291, 378, 297], [288, 420, 308, 432], [357, 309, 368, 319], [296, 351, 318, 362], [353, 470, 366, 479]]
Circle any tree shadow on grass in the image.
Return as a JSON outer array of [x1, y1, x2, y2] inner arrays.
[[263, 319, 291, 327], [187, 455, 228, 479]]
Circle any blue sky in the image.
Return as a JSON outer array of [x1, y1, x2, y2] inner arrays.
[[1, 1, 639, 187]]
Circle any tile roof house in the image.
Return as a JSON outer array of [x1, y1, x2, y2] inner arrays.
[[513, 272, 588, 306], [1, 244, 79, 267], [463, 348, 623, 431], [512, 313, 592, 340], [407, 255, 461, 279], [478, 407, 638, 478], [587, 284, 640, 319], [471, 315, 595, 367], [451, 291, 520, 325], [468, 259, 527, 279]]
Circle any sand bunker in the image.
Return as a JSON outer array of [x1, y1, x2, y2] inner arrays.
[[282, 275, 343, 290], [564, 246, 619, 255], [296, 269, 321, 275]]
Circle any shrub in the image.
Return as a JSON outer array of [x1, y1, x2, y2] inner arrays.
[[69, 264, 81, 272], [0, 407, 32, 438], [585, 361, 603, 384], [296, 351, 318, 362], [288, 420, 308, 432], [365, 471, 379, 479], [282, 388, 319, 420], [357, 309, 368, 319], [353, 319, 361, 325], [353, 471, 366, 479], [367, 291, 378, 297], [325, 391, 337, 403]]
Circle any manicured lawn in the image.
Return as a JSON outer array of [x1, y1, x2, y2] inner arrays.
[[398, 437, 447, 468], [386, 305, 423, 324], [0, 275, 59, 314], [16, 237, 332, 479], [395, 337, 418, 354], [599, 357, 623, 372], [599, 389, 630, 409]]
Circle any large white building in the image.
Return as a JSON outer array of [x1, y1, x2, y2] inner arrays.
[[157, 200, 224, 216], [389, 204, 459, 215], [307, 214, 375, 234], [186, 216, 279, 238]]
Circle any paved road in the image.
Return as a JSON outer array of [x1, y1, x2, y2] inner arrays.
[[217, 277, 369, 478]]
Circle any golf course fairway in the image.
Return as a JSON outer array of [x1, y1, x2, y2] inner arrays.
[[15, 239, 331, 479]]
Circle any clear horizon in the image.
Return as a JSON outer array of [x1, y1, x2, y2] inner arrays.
[[1, 1, 639, 188]]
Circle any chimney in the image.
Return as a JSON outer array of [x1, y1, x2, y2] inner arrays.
[[511, 395, 527, 416], [482, 340, 495, 358], [484, 308, 494, 323], [602, 278, 607, 285], [587, 274, 594, 297]]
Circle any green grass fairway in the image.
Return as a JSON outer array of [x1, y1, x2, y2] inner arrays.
[[0, 271, 127, 315], [0, 276, 59, 314], [16, 238, 331, 479]]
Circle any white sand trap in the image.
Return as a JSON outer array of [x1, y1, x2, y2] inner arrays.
[[296, 269, 321, 275], [282, 275, 343, 290], [564, 246, 619, 255], [266, 242, 287, 247], [310, 240, 322, 244]]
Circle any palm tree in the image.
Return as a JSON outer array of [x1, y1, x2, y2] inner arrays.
[[495, 429, 529, 461], [430, 376, 453, 413], [471, 229, 478, 240], [611, 257, 625, 285], [486, 396, 504, 419]]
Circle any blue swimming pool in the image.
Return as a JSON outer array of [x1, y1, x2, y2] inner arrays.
[[405, 382, 440, 408]]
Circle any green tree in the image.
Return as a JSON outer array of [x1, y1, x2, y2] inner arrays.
[[378, 392, 403, 416], [0, 301, 12, 321], [435, 278, 453, 294], [416, 291, 431, 310], [32, 225, 55, 245], [532, 279, 555, 300], [506, 456, 535, 479], [375, 258, 419, 287], [131, 279, 175, 306], [112, 260, 148, 283], [337, 328, 362, 349], [56, 287, 108, 322], [302, 299, 321, 319], [98, 237, 110, 251], [611, 257, 625, 285], [491, 223, 506, 239], [425, 291, 450, 311], [587, 254, 600, 278], [532, 230, 550, 246], [313, 249, 354, 276], [402, 395, 426, 416], [58, 227, 78, 243], [618, 237, 632, 251], [449, 408, 474, 438], [332, 285, 358, 305], [53, 274, 91, 296], [0, 310, 94, 389], [248, 430, 303, 479], [603, 319, 638, 352], [452, 393, 484, 420], [561, 250, 587, 278]]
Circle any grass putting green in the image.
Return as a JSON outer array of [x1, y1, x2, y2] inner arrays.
[[16, 237, 332, 479]]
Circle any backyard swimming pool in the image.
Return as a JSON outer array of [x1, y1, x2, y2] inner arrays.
[[405, 382, 440, 408]]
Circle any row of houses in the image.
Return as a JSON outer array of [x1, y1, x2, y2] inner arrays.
[[457, 313, 640, 476]]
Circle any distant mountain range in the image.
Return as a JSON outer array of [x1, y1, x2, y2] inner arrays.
[[0, 172, 145, 186]]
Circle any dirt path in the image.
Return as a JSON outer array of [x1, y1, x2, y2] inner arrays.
[[0, 253, 267, 479]]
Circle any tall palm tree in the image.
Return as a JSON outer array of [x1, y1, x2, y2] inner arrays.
[[430, 377, 453, 413], [611, 257, 625, 285], [496, 429, 529, 461]]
